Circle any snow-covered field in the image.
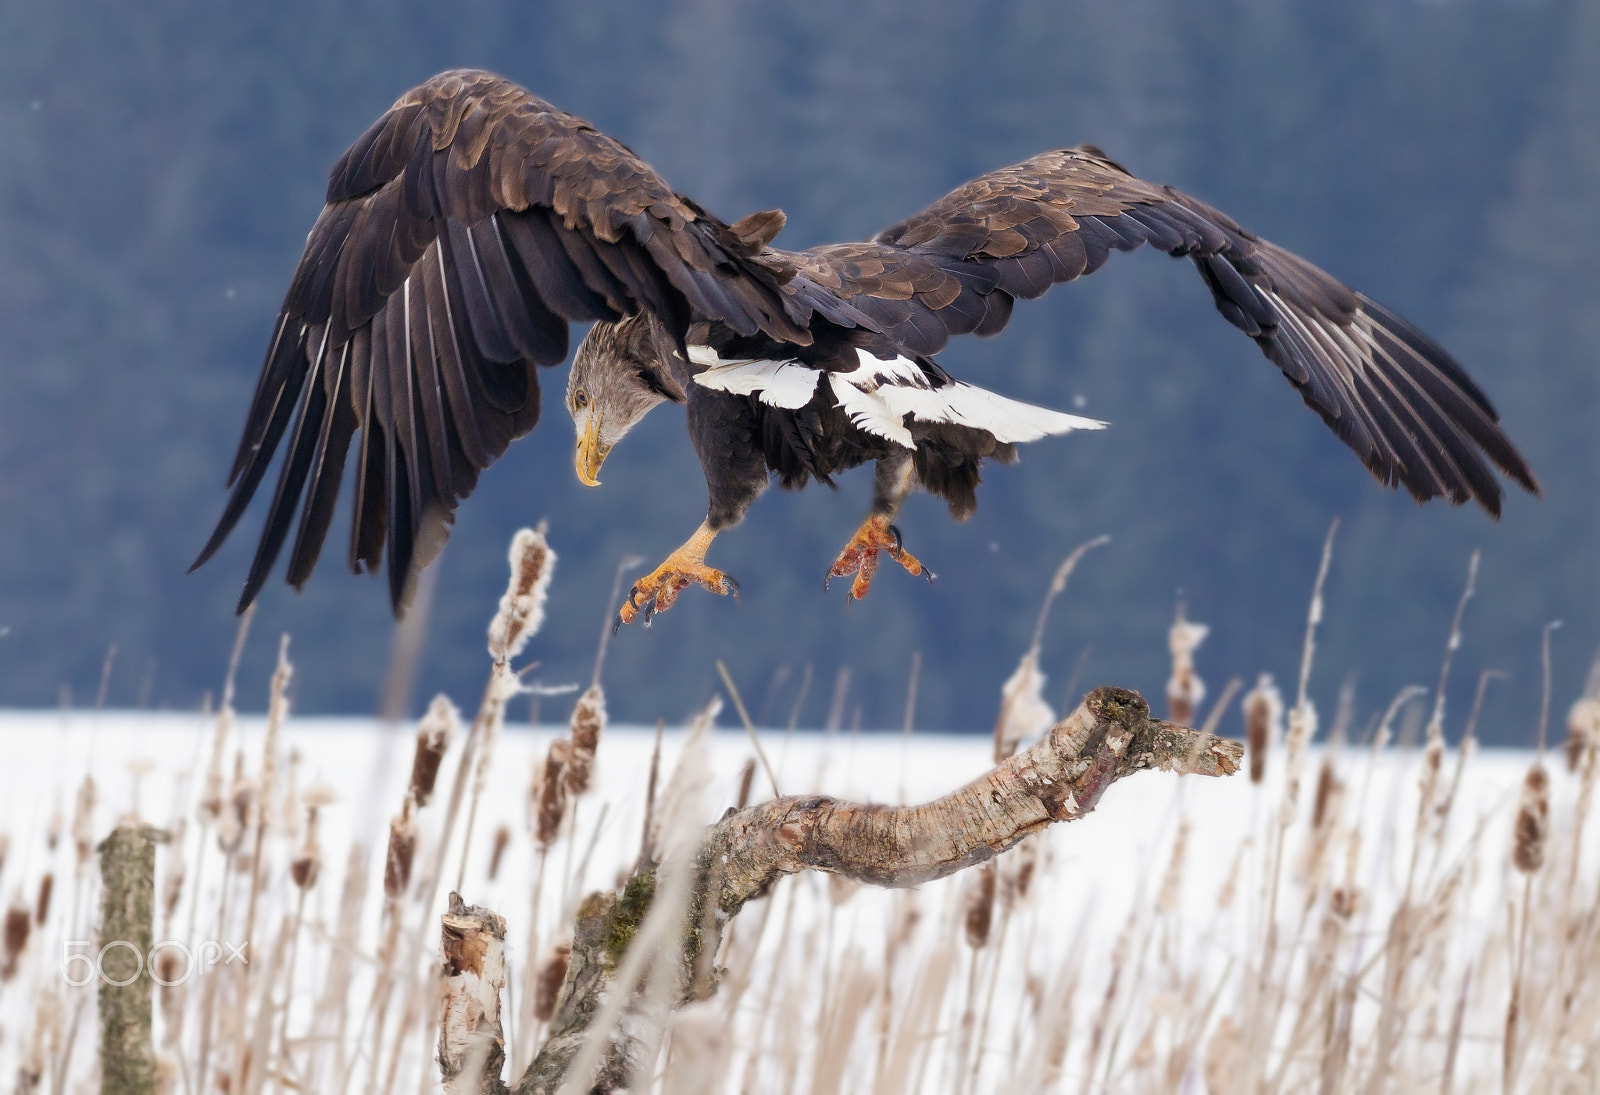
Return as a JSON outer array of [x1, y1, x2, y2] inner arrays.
[[1, 692, 1594, 1093]]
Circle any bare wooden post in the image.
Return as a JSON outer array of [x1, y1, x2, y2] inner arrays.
[[97, 824, 168, 1095]]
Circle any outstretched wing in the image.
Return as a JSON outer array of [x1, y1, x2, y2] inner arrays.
[[781, 147, 1537, 515], [194, 69, 823, 613]]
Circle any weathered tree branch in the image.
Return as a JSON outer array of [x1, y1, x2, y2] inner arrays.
[[440, 686, 1241, 1094]]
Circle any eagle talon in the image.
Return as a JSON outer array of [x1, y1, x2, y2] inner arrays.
[[827, 514, 929, 602], [613, 526, 734, 630]]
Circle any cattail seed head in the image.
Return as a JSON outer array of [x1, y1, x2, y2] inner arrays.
[[409, 694, 460, 807], [1513, 763, 1550, 874], [1329, 886, 1359, 920], [1155, 821, 1190, 915], [1565, 696, 1600, 774], [1311, 758, 1343, 831], [290, 804, 323, 891], [964, 863, 997, 949], [1243, 675, 1283, 785], [487, 825, 511, 882], [993, 648, 1054, 763], [563, 685, 606, 797], [2, 902, 30, 980], [734, 758, 757, 812], [535, 738, 571, 848], [533, 942, 572, 1022], [487, 523, 556, 662], [384, 801, 417, 900], [828, 873, 860, 906], [1165, 607, 1209, 726], [217, 758, 254, 857], [34, 873, 53, 927], [71, 775, 97, 867]]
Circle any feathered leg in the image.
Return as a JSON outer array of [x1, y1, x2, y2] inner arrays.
[[827, 454, 935, 600]]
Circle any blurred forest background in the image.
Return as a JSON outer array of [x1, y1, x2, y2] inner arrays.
[[0, 0, 1595, 739]]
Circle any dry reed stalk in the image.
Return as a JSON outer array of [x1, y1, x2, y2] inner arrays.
[[716, 662, 782, 799], [310, 842, 368, 1088], [808, 954, 876, 1095], [658, 1003, 733, 1095], [233, 634, 291, 1093], [1165, 604, 1209, 727], [880, 932, 959, 1095]]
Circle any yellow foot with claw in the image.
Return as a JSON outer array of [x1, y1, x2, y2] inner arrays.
[[826, 515, 934, 601], [615, 527, 737, 631]]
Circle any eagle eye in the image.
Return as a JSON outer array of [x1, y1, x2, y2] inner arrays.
[[573, 388, 590, 411]]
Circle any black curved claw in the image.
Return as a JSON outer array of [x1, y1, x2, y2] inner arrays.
[[923, 567, 937, 584], [613, 587, 642, 635], [724, 574, 741, 600], [641, 591, 660, 628], [886, 523, 904, 555]]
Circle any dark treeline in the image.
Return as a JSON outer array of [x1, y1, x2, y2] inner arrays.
[[0, 0, 1595, 741]]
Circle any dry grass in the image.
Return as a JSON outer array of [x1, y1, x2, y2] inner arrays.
[[0, 527, 1597, 1094]]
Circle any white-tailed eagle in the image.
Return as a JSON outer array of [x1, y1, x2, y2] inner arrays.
[[193, 69, 1538, 628]]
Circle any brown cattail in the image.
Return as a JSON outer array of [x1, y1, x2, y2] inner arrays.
[[384, 801, 417, 900], [964, 863, 997, 949], [1165, 606, 1209, 726], [1565, 695, 1600, 773], [828, 873, 861, 906], [535, 738, 571, 848], [71, 775, 97, 868], [290, 802, 325, 891], [34, 873, 53, 927], [734, 758, 757, 811], [532, 942, 572, 1022], [1329, 886, 1359, 920], [1155, 821, 1191, 915], [1311, 758, 1344, 831], [1243, 675, 1283, 785], [217, 754, 253, 856], [487, 523, 556, 662], [563, 684, 606, 797], [409, 694, 460, 807], [1512, 763, 1550, 874], [487, 825, 511, 882], [2, 902, 30, 980]]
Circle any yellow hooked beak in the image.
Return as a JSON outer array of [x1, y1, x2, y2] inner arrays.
[[575, 413, 611, 487]]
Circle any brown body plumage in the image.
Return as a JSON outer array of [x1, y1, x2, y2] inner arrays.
[[194, 69, 1538, 623]]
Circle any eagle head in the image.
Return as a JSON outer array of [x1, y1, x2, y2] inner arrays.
[[568, 313, 686, 487]]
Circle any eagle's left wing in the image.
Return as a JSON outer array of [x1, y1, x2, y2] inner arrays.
[[780, 147, 1537, 516], [193, 70, 851, 614]]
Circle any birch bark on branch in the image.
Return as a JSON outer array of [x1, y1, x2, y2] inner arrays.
[[442, 685, 1242, 1094]]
